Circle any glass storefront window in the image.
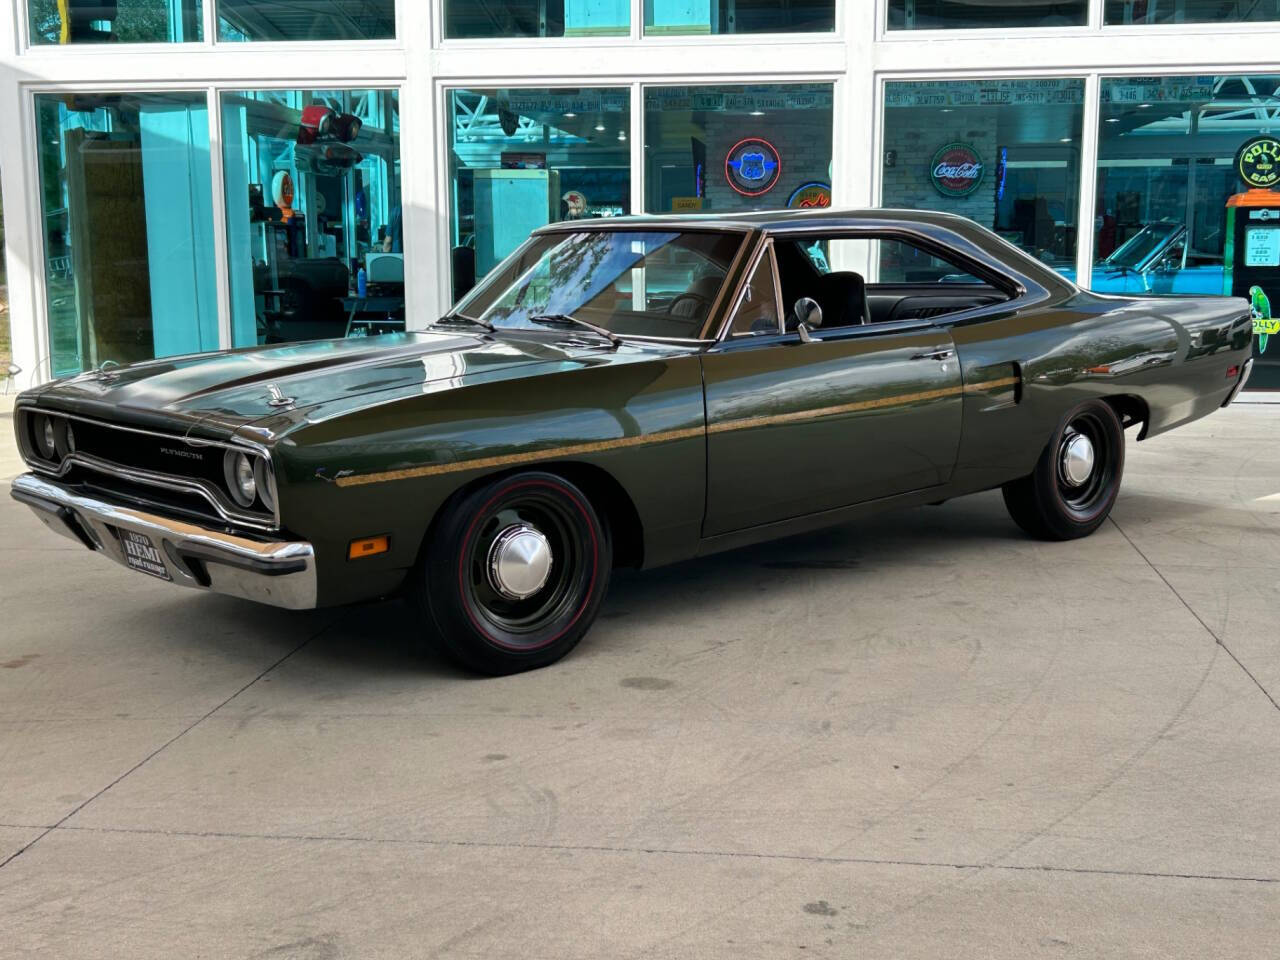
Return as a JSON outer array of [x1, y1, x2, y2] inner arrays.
[[221, 89, 402, 346], [881, 78, 1085, 277], [444, 1, 627, 38], [28, 0, 202, 44], [1105, 1, 1280, 25], [887, 1, 1086, 29], [643, 84, 833, 215], [218, 0, 395, 41], [447, 87, 630, 301], [1094, 75, 1280, 388], [645, 0, 833, 35], [35, 92, 216, 377]]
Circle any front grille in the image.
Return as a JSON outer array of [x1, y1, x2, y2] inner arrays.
[[16, 406, 277, 531], [68, 417, 229, 490]]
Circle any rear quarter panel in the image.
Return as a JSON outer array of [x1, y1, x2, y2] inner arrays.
[[949, 291, 1252, 495]]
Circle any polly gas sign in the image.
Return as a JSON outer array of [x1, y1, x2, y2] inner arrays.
[[1236, 136, 1280, 191], [930, 142, 985, 198]]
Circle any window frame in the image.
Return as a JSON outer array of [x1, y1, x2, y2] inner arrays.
[[725, 238, 785, 339], [713, 223, 1035, 348]]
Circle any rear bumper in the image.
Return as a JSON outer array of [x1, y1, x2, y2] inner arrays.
[[9, 473, 317, 610], [1222, 358, 1255, 407]]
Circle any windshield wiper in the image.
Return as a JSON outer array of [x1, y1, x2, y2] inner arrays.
[[433, 313, 494, 332], [528, 314, 621, 349]]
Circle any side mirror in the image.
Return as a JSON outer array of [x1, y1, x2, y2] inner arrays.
[[793, 297, 823, 342]]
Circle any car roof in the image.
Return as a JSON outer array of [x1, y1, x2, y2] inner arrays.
[[532, 207, 1077, 299]]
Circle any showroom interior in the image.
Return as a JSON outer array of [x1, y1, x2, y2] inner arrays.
[[2, 0, 1280, 392]]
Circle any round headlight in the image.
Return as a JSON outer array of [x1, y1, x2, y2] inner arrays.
[[253, 456, 277, 513], [224, 451, 258, 508], [34, 415, 58, 460], [54, 420, 76, 459]]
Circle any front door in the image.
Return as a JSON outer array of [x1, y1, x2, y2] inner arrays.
[[701, 322, 963, 537]]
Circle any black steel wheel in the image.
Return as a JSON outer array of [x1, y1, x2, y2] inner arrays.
[[1002, 399, 1125, 541], [415, 471, 611, 674]]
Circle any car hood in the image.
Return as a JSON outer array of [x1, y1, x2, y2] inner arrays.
[[24, 331, 669, 439]]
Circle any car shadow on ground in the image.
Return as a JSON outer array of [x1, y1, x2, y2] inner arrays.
[[164, 497, 1036, 681], [142, 483, 1257, 682]]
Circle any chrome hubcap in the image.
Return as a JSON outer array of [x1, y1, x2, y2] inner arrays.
[[487, 523, 553, 600], [1060, 433, 1096, 487]]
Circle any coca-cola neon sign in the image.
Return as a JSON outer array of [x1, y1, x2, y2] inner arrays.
[[930, 142, 985, 198]]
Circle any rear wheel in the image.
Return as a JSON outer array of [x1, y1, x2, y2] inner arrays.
[[1002, 400, 1125, 541], [415, 471, 611, 674]]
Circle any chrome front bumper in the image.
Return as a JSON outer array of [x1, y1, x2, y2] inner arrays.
[[9, 473, 317, 610]]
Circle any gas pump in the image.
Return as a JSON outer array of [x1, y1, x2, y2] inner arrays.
[[1225, 136, 1280, 390]]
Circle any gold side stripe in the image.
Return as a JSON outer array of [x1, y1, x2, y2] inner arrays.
[[968, 376, 1019, 391], [335, 374, 1021, 488], [707, 383, 965, 433], [334, 426, 705, 487]]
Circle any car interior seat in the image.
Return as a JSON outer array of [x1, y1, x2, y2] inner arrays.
[[810, 271, 871, 328], [670, 275, 724, 319]]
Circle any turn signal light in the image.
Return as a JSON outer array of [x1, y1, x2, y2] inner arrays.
[[348, 535, 389, 560], [1227, 365, 1240, 379]]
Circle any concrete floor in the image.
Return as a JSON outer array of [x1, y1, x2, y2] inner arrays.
[[1, 403, 1277, 958]]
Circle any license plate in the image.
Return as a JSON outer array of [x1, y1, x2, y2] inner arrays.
[[118, 529, 172, 581]]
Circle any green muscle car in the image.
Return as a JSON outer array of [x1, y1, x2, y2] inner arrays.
[[10, 210, 1256, 673]]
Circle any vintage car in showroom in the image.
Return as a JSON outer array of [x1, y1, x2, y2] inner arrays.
[[11, 209, 1255, 673]]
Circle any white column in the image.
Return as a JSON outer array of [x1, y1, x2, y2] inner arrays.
[[838, 0, 880, 279], [402, 3, 441, 324], [1075, 72, 1101, 290], [0, 77, 45, 390]]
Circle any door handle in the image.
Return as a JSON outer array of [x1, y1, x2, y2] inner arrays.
[[910, 349, 955, 362]]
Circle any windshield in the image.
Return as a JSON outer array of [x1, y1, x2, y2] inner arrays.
[[1102, 222, 1184, 271], [455, 229, 745, 339]]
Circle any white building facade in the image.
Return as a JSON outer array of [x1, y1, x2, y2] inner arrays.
[[2, 1, 1279, 390]]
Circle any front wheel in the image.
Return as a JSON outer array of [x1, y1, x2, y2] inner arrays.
[[415, 471, 612, 674], [1002, 399, 1125, 541]]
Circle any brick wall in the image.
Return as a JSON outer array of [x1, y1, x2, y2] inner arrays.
[[881, 107, 997, 228], [701, 111, 833, 213]]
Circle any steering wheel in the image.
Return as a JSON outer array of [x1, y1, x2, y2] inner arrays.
[[667, 292, 710, 318]]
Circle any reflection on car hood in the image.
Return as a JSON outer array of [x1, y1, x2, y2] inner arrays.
[[25, 331, 677, 439]]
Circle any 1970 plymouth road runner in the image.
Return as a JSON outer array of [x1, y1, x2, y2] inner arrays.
[[11, 210, 1255, 673]]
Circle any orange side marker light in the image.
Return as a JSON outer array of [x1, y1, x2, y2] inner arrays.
[[349, 535, 390, 560]]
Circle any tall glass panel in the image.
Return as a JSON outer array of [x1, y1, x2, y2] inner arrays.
[[887, 0, 1086, 29], [447, 87, 630, 301], [644, 84, 834, 215], [1094, 75, 1280, 389], [881, 78, 1085, 276], [444, 1, 627, 38], [221, 89, 402, 346], [28, 0, 202, 44], [645, 0, 832, 34], [1105, 1, 1280, 25], [35, 92, 216, 377], [218, 0, 394, 41]]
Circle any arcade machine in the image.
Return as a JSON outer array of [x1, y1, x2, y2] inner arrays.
[[1224, 136, 1280, 390]]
